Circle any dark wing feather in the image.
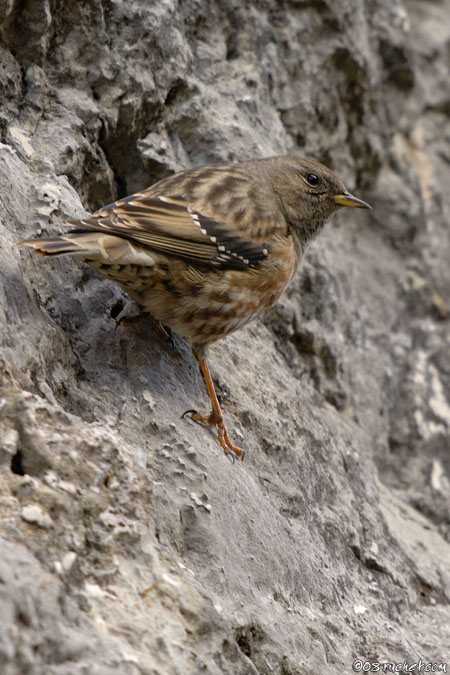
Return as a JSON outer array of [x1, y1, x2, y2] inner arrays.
[[66, 192, 269, 270]]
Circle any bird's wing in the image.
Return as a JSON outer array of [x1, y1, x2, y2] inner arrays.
[[66, 189, 271, 271]]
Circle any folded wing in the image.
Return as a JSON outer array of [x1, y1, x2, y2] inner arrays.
[[21, 190, 271, 271]]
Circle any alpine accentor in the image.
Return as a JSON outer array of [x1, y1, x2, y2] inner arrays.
[[19, 156, 371, 459]]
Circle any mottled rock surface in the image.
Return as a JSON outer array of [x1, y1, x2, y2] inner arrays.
[[1, 0, 449, 673]]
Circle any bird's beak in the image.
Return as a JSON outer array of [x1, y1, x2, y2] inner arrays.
[[333, 192, 372, 209]]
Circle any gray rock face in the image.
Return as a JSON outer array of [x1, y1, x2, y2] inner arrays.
[[1, 0, 449, 672]]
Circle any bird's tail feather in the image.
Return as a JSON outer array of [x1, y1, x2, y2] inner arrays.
[[17, 234, 97, 257], [18, 232, 156, 266]]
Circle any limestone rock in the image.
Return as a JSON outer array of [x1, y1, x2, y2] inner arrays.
[[1, 0, 449, 672]]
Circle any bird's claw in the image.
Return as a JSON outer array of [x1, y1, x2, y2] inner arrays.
[[181, 409, 199, 420], [115, 313, 175, 348], [114, 312, 148, 331], [158, 324, 176, 349], [182, 408, 244, 461]]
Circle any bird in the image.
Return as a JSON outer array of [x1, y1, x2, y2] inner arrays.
[[18, 155, 371, 460]]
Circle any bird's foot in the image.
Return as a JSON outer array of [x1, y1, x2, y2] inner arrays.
[[115, 312, 175, 348], [115, 311, 150, 330], [152, 321, 175, 348], [182, 409, 244, 461]]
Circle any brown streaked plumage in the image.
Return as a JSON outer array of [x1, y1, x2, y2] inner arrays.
[[18, 155, 371, 459]]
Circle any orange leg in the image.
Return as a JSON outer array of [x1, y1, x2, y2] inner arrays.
[[116, 312, 175, 347], [183, 360, 244, 460]]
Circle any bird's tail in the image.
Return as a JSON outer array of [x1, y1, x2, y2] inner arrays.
[[17, 233, 99, 257], [18, 231, 156, 266]]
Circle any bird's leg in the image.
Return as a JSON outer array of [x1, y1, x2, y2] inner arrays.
[[152, 319, 175, 347], [115, 310, 150, 329], [183, 359, 244, 460], [116, 311, 175, 348]]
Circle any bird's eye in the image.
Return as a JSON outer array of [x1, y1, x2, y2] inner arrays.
[[306, 173, 320, 186]]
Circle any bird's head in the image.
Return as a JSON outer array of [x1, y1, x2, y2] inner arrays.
[[268, 156, 371, 246]]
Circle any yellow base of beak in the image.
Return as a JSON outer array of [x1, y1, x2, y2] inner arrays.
[[333, 192, 372, 209]]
